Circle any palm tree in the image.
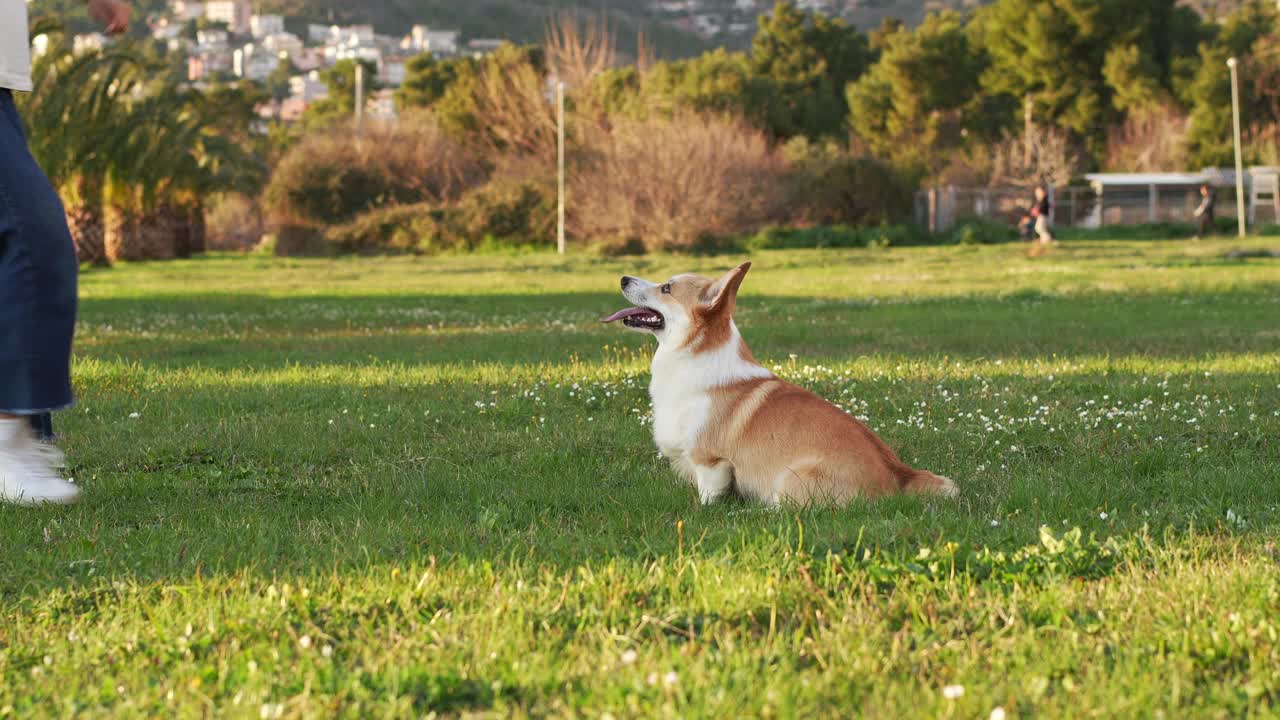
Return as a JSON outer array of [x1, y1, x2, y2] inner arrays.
[[22, 19, 264, 264], [20, 18, 145, 265], [104, 84, 265, 262]]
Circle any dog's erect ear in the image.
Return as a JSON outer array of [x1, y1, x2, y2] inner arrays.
[[704, 261, 751, 316]]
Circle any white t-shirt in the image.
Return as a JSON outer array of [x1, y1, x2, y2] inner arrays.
[[0, 0, 33, 91]]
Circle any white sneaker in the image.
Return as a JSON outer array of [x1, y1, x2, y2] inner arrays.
[[0, 419, 81, 506]]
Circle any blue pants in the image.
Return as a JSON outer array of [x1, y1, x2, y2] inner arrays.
[[0, 89, 78, 435]]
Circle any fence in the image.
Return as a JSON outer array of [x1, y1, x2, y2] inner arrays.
[[918, 168, 1280, 233], [915, 186, 1097, 232]]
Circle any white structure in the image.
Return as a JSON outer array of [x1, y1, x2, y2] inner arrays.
[[205, 0, 251, 34], [289, 71, 328, 102], [196, 28, 229, 48], [467, 39, 503, 57], [250, 14, 285, 39], [404, 25, 460, 56], [233, 44, 278, 81], [170, 0, 204, 22], [261, 32, 303, 60], [378, 58, 406, 86]]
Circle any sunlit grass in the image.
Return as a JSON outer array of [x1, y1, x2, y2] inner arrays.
[[2, 236, 1278, 716]]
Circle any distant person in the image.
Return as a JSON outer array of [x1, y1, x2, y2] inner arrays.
[[1193, 183, 1215, 239], [1031, 185, 1054, 244], [0, 0, 131, 505]]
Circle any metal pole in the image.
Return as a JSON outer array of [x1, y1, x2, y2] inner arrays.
[[556, 80, 566, 255], [354, 62, 365, 134], [1228, 57, 1246, 237]]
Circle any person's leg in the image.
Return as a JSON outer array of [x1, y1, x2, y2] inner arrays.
[[1035, 216, 1053, 243], [28, 412, 54, 442], [0, 89, 80, 505]]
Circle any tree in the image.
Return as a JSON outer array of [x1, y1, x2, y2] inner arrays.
[[265, 57, 297, 103], [396, 53, 475, 110], [19, 18, 146, 264], [1185, 1, 1278, 167], [301, 58, 379, 130], [750, 1, 871, 140], [972, 0, 1202, 151], [847, 11, 985, 178], [434, 44, 553, 157]]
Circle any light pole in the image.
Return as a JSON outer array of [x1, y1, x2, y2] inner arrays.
[[1227, 56, 1246, 237], [556, 79, 566, 255], [354, 61, 365, 135]]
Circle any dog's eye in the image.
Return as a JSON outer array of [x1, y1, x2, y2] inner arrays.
[[660, 283, 672, 294]]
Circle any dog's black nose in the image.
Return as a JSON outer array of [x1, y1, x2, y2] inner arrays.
[[621, 276, 633, 289]]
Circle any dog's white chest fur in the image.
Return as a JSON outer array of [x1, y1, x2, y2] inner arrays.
[[648, 325, 771, 463]]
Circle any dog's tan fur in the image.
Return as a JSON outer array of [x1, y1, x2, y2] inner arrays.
[[608, 262, 957, 506]]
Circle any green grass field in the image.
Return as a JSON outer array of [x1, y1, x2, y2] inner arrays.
[[2, 237, 1279, 717]]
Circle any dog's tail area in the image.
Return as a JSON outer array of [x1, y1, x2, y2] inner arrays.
[[900, 469, 959, 498]]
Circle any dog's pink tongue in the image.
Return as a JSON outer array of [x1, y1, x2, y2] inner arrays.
[[601, 307, 649, 323]]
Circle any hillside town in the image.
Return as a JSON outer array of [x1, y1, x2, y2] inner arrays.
[[57, 0, 870, 123]]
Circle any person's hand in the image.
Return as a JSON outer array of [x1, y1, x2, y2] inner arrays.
[[88, 0, 130, 35]]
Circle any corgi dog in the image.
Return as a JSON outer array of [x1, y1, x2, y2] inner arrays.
[[602, 262, 957, 506]]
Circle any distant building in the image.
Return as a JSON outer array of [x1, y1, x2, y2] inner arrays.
[[288, 71, 328, 102], [292, 47, 325, 72], [188, 49, 231, 81], [170, 0, 204, 22], [249, 14, 285, 39], [467, 38, 503, 57], [233, 43, 278, 81], [204, 0, 251, 34], [377, 57, 406, 87], [404, 25, 460, 56], [196, 28, 228, 48], [307, 24, 330, 44], [325, 44, 381, 65], [261, 32, 303, 60]]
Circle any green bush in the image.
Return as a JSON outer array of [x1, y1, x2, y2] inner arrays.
[[323, 175, 557, 255], [449, 175, 556, 247], [264, 115, 484, 230], [324, 203, 451, 254], [781, 139, 913, 226]]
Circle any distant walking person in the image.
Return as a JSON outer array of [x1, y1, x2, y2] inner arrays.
[[1193, 183, 1216, 239], [1031, 185, 1054, 243], [0, 0, 130, 504]]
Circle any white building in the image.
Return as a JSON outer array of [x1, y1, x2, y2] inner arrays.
[[261, 32, 303, 60], [377, 58, 406, 86], [467, 39, 503, 57], [404, 25, 460, 56], [196, 28, 229, 48], [233, 43, 278, 81], [249, 14, 285, 39], [204, 0, 250, 34], [289, 71, 328, 102], [170, 0, 204, 22]]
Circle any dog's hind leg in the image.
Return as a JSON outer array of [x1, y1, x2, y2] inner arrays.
[[693, 461, 734, 505]]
